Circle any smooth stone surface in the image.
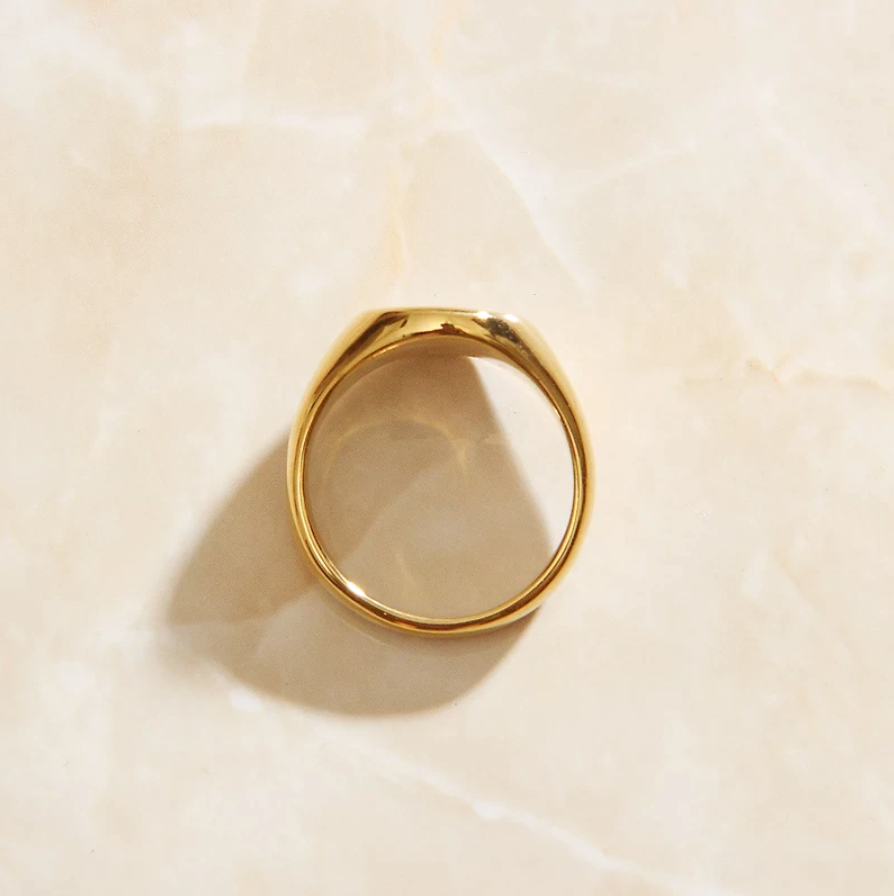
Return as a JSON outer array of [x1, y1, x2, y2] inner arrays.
[[2, 2, 894, 894]]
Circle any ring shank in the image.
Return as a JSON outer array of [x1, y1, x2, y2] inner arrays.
[[287, 308, 591, 635]]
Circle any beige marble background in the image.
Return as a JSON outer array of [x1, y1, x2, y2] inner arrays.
[[3, 1, 894, 894]]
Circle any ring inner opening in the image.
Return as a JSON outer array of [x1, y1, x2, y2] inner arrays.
[[304, 338, 575, 619]]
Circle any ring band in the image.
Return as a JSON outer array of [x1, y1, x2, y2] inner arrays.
[[287, 308, 592, 635]]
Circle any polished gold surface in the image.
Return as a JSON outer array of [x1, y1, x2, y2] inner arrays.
[[287, 308, 592, 635]]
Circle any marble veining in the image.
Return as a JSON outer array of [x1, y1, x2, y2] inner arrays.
[[1, 2, 893, 894]]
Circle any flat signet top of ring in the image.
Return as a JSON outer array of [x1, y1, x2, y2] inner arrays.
[[288, 307, 592, 636], [349, 308, 523, 348]]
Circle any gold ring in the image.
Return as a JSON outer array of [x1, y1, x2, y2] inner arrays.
[[287, 308, 592, 635]]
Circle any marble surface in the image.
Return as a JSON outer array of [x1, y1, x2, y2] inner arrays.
[[2, 2, 894, 893]]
